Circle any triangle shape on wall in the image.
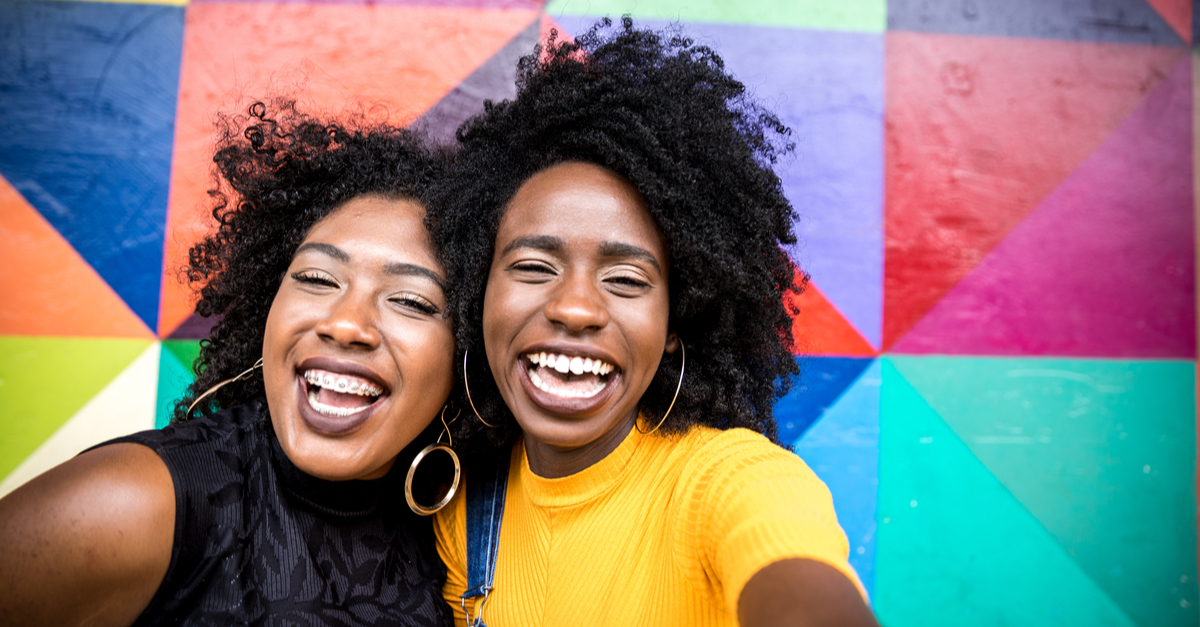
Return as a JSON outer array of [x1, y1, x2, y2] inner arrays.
[[0, 337, 153, 481], [0, 174, 151, 339], [889, 356, 1198, 626], [883, 32, 1185, 350], [875, 359, 1138, 627], [547, 0, 886, 32], [776, 357, 874, 444], [790, 359, 881, 596], [156, 340, 201, 428], [789, 279, 876, 357], [0, 1, 184, 331], [1144, 0, 1193, 43], [0, 343, 159, 498], [893, 55, 1194, 358], [887, 0, 1183, 45], [158, 3, 541, 337]]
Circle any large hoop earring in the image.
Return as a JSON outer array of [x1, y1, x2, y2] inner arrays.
[[405, 406, 462, 516], [462, 349, 497, 428], [186, 358, 263, 418], [637, 340, 685, 436]]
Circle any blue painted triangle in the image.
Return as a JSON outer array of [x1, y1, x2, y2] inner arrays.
[[776, 356, 874, 443], [888, 0, 1184, 45], [791, 359, 881, 596], [0, 1, 184, 330], [550, 17, 886, 347]]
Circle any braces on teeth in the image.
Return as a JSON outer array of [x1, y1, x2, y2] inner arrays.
[[303, 370, 383, 396], [525, 352, 614, 376]]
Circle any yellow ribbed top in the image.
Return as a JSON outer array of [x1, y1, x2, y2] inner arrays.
[[435, 423, 861, 626]]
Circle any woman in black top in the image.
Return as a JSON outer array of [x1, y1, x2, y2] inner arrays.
[[0, 102, 457, 626]]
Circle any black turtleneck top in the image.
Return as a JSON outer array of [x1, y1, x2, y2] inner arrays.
[[98, 402, 453, 626]]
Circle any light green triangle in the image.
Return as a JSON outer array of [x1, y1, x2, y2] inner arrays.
[[547, 0, 885, 33], [890, 356, 1198, 626], [155, 343, 196, 429], [0, 337, 152, 480], [875, 358, 1137, 627]]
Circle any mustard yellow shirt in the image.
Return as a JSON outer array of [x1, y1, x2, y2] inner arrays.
[[434, 423, 860, 626]]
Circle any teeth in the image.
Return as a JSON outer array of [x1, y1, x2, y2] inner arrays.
[[528, 369, 607, 399], [307, 388, 371, 417], [303, 369, 383, 396], [523, 352, 616, 377]]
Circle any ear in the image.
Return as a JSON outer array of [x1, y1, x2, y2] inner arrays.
[[664, 332, 680, 355]]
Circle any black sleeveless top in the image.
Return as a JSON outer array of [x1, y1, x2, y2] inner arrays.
[[100, 402, 454, 626]]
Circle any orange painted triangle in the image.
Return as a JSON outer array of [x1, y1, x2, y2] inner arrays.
[[884, 33, 1185, 350], [787, 276, 876, 357], [1144, 0, 1191, 44], [0, 174, 151, 338], [159, 3, 541, 336]]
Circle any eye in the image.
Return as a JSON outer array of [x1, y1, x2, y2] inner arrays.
[[507, 260, 557, 281], [603, 268, 653, 295], [291, 270, 338, 288], [390, 292, 441, 316]]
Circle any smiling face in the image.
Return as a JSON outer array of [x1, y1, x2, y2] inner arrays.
[[261, 195, 455, 482], [483, 161, 676, 478]]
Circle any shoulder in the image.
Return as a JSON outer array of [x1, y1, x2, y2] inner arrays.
[[0, 442, 175, 626]]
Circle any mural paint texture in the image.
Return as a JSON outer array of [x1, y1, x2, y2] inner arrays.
[[0, 0, 1194, 623]]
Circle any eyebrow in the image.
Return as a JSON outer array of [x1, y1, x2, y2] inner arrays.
[[500, 235, 662, 273], [294, 242, 447, 293]]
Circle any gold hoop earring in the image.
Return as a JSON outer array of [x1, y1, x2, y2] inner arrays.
[[637, 340, 685, 436], [405, 406, 462, 516], [186, 358, 263, 418], [462, 349, 497, 428]]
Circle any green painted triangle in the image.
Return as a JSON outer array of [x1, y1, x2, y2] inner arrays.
[[875, 358, 1137, 627], [890, 356, 1198, 626], [0, 337, 152, 480], [162, 339, 201, 373], [155, 343, 195, 429], [547, 0, 885, 33]]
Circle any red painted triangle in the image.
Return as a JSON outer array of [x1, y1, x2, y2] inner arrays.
[[788, 274, 876, 357], [893, 55, 1193, 357], [159, 3, 540, 337], [0, 174, 152, 338], [883, 32, 1185, 350], [1143, 0, 1192, 44]]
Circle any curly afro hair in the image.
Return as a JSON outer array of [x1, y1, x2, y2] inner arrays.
[[173, 101, 448, 423], [432, 18, 805, 450]]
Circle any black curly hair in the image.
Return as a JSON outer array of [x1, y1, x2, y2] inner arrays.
[[173, 100, 448, 423], [432, 18, 805, 450]]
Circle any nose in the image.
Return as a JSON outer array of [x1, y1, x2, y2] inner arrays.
[[543, 273, 610, 333], [314, 290, 381, 349]]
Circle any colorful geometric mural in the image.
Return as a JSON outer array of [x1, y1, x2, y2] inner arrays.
[[0, 0, 1194, 624]]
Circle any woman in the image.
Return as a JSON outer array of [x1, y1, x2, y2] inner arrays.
[[432, 20, 879, 627], [0, 103, 458, 626]]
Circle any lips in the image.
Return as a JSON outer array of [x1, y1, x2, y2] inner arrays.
[[517, 348, 620, 415], [295, 358, 389, 435]]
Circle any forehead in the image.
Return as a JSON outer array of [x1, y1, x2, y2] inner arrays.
[[499, 162, 665, 252], [301, 195, 443, 271]]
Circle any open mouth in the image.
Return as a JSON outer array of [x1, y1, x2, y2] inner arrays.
[[524, 351, 615, 399], [303, 368, 384, 417]]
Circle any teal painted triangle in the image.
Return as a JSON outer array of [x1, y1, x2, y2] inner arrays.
[[875, 358, 1137, 627], [890, 356, 1198, 626], [155, 341, 199, 428]]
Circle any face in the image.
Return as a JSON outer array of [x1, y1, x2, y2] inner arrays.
[[483, 162, 676, 475], [262, 195, 455, 482]]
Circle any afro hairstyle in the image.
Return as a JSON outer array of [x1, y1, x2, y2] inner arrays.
[[173, 100, 448, 423], [432, 17, 806, 450]]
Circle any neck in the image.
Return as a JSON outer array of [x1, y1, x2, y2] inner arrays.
[[523, 410, 638, 479]]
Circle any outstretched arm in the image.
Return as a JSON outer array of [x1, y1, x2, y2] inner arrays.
[[739, 558, 879, 627], [0, 443, 175, 627]]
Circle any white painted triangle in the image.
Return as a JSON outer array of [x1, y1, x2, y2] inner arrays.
[[0, 342, 160, 497]]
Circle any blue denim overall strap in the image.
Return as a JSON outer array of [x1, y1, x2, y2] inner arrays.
[[460, 450, 509, 627]]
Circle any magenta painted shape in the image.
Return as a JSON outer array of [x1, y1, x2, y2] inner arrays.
[[892, 55, 1195, 358]]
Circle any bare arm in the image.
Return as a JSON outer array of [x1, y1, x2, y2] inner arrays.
[[0, 443, 175, 627], [738, 558, 879, 627]]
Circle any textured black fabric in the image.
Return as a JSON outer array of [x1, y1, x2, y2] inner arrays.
[[98, 402, 454, 626]]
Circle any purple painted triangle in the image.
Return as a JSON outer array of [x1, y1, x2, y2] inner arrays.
[[893, 55, 1194, 358], [413, 20, 540, 145]]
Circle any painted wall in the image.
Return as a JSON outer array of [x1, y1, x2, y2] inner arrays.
[[0, 0, 1194, 624]]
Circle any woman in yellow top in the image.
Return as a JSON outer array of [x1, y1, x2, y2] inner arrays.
[[430, 18, 879, 627]]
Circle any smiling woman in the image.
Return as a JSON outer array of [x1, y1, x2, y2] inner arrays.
[[0, 103, 458, 626], [431, 19, 880, 627]]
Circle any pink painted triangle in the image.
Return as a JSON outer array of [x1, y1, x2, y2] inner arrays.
[[892, 55, 1194, 358]]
